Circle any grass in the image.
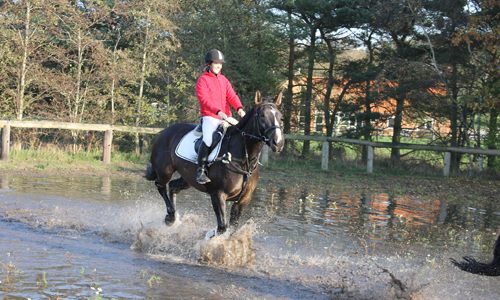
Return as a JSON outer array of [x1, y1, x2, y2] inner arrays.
[[0, 147, 148, 176], [9, 146, 150, 164]]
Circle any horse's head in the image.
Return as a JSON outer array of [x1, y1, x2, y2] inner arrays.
[[254, 90, 285, 153]]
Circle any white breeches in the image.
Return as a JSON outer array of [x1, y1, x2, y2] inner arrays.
[[201, 116, 223, 147]]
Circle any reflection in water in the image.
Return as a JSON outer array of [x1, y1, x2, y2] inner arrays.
[[0, 175, 8, 189], [1, 175, 499, 250], [101, 176, 111, 197], [248, 185, 500, 251]]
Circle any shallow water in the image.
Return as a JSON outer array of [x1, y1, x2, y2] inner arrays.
[[1, 174, 500, 299]]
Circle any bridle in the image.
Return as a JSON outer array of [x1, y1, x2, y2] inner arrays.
[[232, 102, 282, 144], [253, 102, 282, 144], [216, 101, 282, 203]]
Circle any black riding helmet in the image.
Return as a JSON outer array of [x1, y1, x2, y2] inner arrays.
[[205, 49, 225, 63]]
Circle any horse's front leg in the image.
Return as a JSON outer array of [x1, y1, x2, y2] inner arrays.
[[155, 179, 176, 225], [229, 193, 252, 229], [210, 191, 228, 234]]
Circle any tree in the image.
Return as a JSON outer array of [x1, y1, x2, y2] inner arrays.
[[410, 0, 474, 172], [127, 0, 178, 153], [172, 0, 285, 121], [453, 0, 500, 170], [0, 0, 51, 120], [376, 0, 423, 166]]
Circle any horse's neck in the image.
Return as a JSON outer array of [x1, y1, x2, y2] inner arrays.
[[230, 121, 264, 161]]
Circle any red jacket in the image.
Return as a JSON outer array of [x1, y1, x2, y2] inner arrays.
[[196, 70, 243, 119]]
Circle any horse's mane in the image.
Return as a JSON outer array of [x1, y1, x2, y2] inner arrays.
[[226, 104, 259, 136]]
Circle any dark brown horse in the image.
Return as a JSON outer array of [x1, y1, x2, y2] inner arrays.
[[451, 234, 500, 276], [145, 91, 284, 235]]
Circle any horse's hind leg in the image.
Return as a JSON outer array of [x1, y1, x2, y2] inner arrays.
[[168, 177, 191, 210], [155, 179, 176, 225]]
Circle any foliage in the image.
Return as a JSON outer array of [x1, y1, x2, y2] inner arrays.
[[0, 0, 498, 170]]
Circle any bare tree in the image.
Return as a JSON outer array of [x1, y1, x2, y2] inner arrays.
[[0, 0, 51, 120]]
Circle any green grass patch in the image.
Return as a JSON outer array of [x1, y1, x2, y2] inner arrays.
[[7, 147, 150, 164]]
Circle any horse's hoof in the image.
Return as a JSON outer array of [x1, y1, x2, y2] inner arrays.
[[164, 214, 175, 226], [205, 228, 217, 240]]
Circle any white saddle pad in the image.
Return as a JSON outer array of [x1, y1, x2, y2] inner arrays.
[[175, 130, 222, 164]]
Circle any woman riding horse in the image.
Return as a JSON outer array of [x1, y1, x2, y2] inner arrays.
[[196, 49, 246, 185], [145, 90, 284, 235]]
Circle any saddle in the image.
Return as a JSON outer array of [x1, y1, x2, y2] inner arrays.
[[194, 131, 222, 154], [193, 117, 238, 154], [174, 118, 237, 164]]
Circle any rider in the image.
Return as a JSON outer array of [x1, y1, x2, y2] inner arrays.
[[195, 49, 245, 184]]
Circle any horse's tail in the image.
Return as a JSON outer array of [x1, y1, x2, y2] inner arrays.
[[144, 164, 157, 181], [450, 234, 500, 276]]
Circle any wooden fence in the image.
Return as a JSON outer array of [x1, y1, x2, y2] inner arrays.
[[0, 120, 162, 164], [260, 135, 500, 176], [2, 120, 500, 177]]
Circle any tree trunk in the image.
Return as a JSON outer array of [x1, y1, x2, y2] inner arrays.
[[449, 61, 460, 172], [282, 7, 295, 155], [327, 82, 351, 136], [71, 29, 85, 154], [362, 36, 375, 163], [16, 0, 31, 121], [362, 80, 372, 163], [319, 29, 334, 139], [390, 94, 404, 167], [135, 12, 150, 155], [486, 106, 499, 169], [110, 36, 120, 125], [301, 24, 317, 157], [75, 29, 83, 121]]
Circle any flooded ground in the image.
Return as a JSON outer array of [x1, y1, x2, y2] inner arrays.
[[1, 174, 500, 299]]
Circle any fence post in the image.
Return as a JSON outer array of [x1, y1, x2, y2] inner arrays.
[[321, 141, 329, 171], [103, 129, 113, 164], [367, 146, 374, 174], [443, 151, 451, 177], [1, 125, 10, 162], [260, 144, 269, 165]]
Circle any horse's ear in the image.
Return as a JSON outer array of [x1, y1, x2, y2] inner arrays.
[[255, 90, 262, 105], [275, 90, 283, 106]]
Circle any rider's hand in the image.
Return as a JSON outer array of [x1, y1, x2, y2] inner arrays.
[[217, 111, 228, 120], [238, 108, 246, 118]]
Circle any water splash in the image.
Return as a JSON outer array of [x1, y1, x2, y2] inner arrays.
[[198, 220, 258, 266]]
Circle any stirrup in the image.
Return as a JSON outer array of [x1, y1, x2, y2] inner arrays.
[[196, 168, 211, 184]]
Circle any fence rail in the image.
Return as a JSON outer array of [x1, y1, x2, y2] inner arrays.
[[260, 135, 500, 177], [0, 120, 162, 134], [2, 120, 500, 177]]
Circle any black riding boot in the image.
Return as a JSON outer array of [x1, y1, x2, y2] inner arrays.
[[196, 141, 211, 184]]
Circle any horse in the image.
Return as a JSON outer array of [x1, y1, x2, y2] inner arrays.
[[145, 90, 284, 235], [450, 234, 500, 276]]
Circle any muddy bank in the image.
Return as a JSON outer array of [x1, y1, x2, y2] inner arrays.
[[0, 161, 145, 178]]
